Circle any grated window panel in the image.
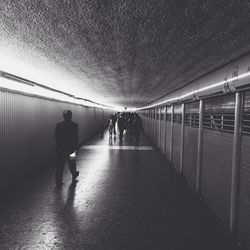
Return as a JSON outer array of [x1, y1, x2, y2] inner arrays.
[[203, 94, 235, 133], [242, 91, 250, 134], [185, 101, 199, 128], [203, 113, 235, 132], [166, 106, 172, 122], [242, 114, 250, 134], [166, 114, 171, 121], [173, 105, 182, 124], [160, 107, 165, 120], [184, 113, 199, 127], [156, 112, 159, 120], [173, 114, 182, 124]]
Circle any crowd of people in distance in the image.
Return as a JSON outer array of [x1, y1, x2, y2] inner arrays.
[[108, 112, 142, 145]]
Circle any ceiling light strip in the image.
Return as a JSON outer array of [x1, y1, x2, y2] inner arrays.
[[138, 71, 250, 110], [0, 70, 113, 109]]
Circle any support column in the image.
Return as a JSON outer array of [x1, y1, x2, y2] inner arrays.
[[196, 100, 204, 194], [163, 106, 167, 154], [158, 107, 161, 149], [230, 92, 243, 233], [154, 109, 157, 143], [151, 109, 154, 140], [149, 110, 152, 137], [180, 103, 185, 175], [152, 109, 155, 143], [170, 105, 174, 162]]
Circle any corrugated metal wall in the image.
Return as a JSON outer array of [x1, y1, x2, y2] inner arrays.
[[172, 105, 182, 171], [201, 129, 233, 224], [183, 126, 198, 189], [165, 122, 171, 160], [239, 134, 250, 250], [154, 110, 158, 145], [201, 95, 235, 224], [183, 102, 199, 189], [140, 92, 250, 250], [0, 89, 110, 190], [238, 91, 250, 249], [160, 119, 165, 152], [172, 124, 181, 172]]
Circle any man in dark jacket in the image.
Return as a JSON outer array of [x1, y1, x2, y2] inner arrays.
[[55, 110, 79, 187]]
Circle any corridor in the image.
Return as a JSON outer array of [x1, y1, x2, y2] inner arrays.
[[0, 130, 241, 250]]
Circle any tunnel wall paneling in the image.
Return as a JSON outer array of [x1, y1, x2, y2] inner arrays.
[[151, 111, 154, 141], [183, 126, 198, 189], [142, 116, 149, 137], [147, 115, 151, 136], [172, 105, 182, 171], [149, 113, 152, 137], [238, 91, 250, 250], [0, 90, 110, 190], [239, 134, 250, 249], [183, 101, 199, 189], [172, 123, 181, 172], [160, 120, 165, 152], [147, 116, 151, 137], [141, 116, 146, 133], [154, 112, 158, 145], [201, 129, 233, 224], [165, 122, 171, 161], [140, 93, 250, 249], [148, 115, 151, 137]]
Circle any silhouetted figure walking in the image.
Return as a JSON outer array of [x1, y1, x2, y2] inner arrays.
[[117, 114, 125, 142], [111, 113, 117, 135], [55, 110, 79, 187]]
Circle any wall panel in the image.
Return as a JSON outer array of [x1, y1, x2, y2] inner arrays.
[[172, 124, 181, 172], [183, 127, 198, 189], [165, 122, 171, 161], [160, 120, 165, 152], [239, 134, 250, 249], [201, 129, 233, 224]]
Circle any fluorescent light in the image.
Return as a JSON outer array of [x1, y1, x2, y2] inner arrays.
[[138, 71, 250, 110], [0, 72, 112, 109], [0, 46, 112, 107]]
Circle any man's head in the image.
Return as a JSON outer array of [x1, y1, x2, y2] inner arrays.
[[63, 110, 72, 121]]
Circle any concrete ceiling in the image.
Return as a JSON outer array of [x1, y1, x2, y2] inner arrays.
[[1, 0, 250, 108]]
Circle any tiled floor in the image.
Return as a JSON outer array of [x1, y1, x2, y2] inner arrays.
[[0, 129, 243, 250]]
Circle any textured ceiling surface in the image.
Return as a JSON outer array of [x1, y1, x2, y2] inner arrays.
[[1, 0, 250, 107]]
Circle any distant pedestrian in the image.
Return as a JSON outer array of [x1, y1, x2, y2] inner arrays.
[[117, 114, 125, 142], [108, 116, 114, 137], [54, 110, 79, 188], [111, 113, 117, 135]]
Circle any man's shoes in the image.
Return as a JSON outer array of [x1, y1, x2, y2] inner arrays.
[[72, 171, 79, 181]]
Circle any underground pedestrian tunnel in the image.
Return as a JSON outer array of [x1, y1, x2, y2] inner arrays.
[[1, 1, 250, 249]]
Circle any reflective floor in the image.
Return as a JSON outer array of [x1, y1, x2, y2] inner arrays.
[[0, 129, 243, 250]]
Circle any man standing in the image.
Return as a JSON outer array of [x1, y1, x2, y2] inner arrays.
[[55, 110, 79, 187], [117, 113, 125, 142], [111, 113, 117, 136]]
